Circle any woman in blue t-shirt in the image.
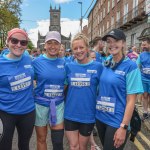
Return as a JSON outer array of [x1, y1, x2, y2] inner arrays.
[[96, 29, 143, 150], [64, 33, 103, 150], [0, 28, 35, 150], [33, 31, 65, 150]]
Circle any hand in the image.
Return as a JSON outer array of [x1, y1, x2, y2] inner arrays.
[[113, 127, 127, 148]]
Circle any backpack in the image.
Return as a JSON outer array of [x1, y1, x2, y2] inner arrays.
[[130, 107, 141, 142]]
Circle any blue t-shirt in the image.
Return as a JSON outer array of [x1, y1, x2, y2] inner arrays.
[[0, 51, 35, 114], [33, 54, 66, 107], [136, 51, 150, 82], [64, 60, 103, 123], [96, 57, 143, 128]]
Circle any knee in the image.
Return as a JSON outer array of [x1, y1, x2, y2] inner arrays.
[[70, 144, 79, 150], [37, 135, 46, 144]]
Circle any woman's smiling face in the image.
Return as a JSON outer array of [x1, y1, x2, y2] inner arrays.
[[106, 37, 125, 56]]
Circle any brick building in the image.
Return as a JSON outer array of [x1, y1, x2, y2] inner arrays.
[[88, 0, 150, 48]]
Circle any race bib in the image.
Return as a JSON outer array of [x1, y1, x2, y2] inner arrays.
[[8, 72, 31, 92], [96, 96, 116, 114], [70, 73, 91, 87], [44, 85, 63, 98]]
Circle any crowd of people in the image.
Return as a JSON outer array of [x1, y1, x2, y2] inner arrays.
[[0, 27, 149, 150]]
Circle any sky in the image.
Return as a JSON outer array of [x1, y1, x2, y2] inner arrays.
[[20, 0, 96, 47]]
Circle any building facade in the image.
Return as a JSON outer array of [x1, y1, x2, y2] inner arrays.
[[88, 0, 150, 48], [37, 5, 71, 49]]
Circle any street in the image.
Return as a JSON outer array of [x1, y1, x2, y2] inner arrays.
[[12, 104, 150, 150]]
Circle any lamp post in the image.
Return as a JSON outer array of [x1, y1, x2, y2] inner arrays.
[[78, 1, 82, 32]]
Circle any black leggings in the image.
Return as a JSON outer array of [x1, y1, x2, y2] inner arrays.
[[0, 110, 35, 150], [96, 119, 129, 150]]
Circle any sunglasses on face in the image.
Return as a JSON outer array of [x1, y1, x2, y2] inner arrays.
[[10, 37, 28, 46]]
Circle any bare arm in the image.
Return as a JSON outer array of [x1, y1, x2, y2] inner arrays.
[[113, 94, 136, 148]]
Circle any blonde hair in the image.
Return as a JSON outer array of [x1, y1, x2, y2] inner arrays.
[[71, 33, 89, 49]]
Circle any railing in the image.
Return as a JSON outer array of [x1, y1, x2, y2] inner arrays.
[[101, 0, 146, 36]]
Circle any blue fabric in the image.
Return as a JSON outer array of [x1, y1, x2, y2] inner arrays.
[[33, 55, 66, 107], [64, 60, 103, 123], [96, 58, 143, 128], [0, 50, 35, 114], [136, 52, 150, 82]]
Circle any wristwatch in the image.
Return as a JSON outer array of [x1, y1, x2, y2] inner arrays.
[[120, 123, 128, 130]]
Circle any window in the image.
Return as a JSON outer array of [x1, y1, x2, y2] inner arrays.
[[103, 25, 105, 33], [108, 0, 110, 13], [112, 0, 115, 8], [107, 21, 109, 29], [111, 16, 114, 28], [103, 7, 105, 18], [100, 28, 102, 35], [98, 15, 100, 24], [133, 0, 138, 18], [101, 0, 103, 6], [100, 11, 102, 21], [123, 3, 128, 23], [131, 33, 136, 46], [117, 11, 120, 21]]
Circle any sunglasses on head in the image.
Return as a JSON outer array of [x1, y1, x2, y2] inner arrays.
[[10, 37, 28, 46]]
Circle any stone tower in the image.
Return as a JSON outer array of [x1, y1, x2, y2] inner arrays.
[[49, 5, 61, 33]]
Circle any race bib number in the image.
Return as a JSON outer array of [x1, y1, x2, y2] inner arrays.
[[8, 73, 31, 92], [96, 96, 116, 114], [44, 85, 63, 98], [70, 73, 91, 87]]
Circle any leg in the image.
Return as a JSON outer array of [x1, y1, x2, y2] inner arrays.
[[79, 122, 95, 150], [0, 110, 16, 150], [103, 125, 129, 150], [142, 92, 149, 119], [65, 130, 79, 150], [34, 103, 49, 150], [64, 119, 79, 150], [35, 126, 48, 150], [51, 122, 64, 150], [16, 110, 35, 150], [96, 119, 106, 146], [50, 102, 64, 150], [89, 132, 100, 150]]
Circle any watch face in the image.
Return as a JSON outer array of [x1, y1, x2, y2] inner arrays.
[[124, 125, 128, 129]]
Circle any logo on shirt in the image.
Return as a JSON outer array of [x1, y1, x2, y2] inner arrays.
[[87, 70, 97, 74], [57, 65, 64, 69], [114, 70, 125, 76], [24, 65, 32, 69]]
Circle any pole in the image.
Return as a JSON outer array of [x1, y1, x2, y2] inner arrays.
[[78, 2, 82, 32]]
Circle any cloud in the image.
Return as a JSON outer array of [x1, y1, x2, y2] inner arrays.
[[28, 18, 88, 47], [53, 0, 73, 4]]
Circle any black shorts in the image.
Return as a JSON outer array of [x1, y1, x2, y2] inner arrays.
[[64, 119, 95, 136]]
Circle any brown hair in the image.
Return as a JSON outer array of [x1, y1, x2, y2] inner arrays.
[[92, 36, 102, 47]]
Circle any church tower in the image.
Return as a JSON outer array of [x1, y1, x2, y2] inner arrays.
[[49, 5, 61, 33]]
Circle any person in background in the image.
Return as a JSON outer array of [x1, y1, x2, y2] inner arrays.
[[136, 37, 150, 121], [0, 28, 35, 150], [64, 33, 103, 150], [33, 31, 65, 150], [96, 29, 143, 150], [92, 36, 105, 63], [58, 44, 65, 58], [127, 45, 138, 62], [90, 50, 96, 61]]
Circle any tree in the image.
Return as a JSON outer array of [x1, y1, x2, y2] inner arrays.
[[0, 0, 22, 48]]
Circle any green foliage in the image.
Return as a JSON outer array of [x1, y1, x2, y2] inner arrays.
[[27, 40, 35, 50], [0, 0, 22, 48]]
